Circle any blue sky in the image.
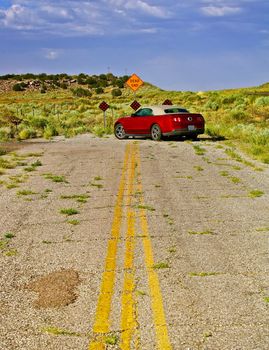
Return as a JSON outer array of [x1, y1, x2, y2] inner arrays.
[[0, 0, 268, 91]]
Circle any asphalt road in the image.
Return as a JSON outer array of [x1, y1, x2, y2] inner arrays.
[[0, 134, 268, 350]]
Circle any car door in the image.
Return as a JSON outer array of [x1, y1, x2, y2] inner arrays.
[[129, 108, 154, 135]]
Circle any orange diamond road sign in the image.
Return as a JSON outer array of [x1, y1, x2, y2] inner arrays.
[[126, 73, 144, 92]]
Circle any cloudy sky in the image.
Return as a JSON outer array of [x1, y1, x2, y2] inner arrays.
[[0, 0, 268, 90]]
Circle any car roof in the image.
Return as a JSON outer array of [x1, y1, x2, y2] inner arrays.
[[139, 105, 188, 115]]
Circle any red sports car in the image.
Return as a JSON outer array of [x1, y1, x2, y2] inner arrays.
[[114, 105, 205, 141]]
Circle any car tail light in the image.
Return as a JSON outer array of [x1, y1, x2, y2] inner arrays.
[[196, 116, 204, 122], [173, 117, 181, 122]]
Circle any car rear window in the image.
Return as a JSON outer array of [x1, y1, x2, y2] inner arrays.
[[164, 108, 189, 113]]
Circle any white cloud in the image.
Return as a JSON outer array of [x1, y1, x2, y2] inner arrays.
[[108, 0, 171, 18], [44, 49, 60, 60], [201, 5, 242, 16]]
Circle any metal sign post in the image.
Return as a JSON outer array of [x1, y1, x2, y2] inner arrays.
[[99, 101, 109, 128]]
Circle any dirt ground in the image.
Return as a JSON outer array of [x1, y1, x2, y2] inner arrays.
[[0, 134, 268, 350]]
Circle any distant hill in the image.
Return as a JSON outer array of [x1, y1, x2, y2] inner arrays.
[[0, 73, 129, 94]]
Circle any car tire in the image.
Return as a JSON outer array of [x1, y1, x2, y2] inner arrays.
[[114, 123, 126, 139], [190, 134, 198, 141], [151, 124, 162, 141]]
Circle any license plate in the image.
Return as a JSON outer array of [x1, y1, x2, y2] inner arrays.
[[188, 125, 195, 131]]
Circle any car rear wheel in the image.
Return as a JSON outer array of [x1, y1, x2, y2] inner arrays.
[[114, 123, 126, 139], [151, 124, 162, 141]]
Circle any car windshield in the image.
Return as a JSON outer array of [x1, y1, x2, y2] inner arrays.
[[164, 108, 189, 113]]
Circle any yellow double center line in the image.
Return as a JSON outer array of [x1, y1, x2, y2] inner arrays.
[[89, 143, 172, 350]]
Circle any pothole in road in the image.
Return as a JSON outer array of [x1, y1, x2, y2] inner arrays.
[[25, 269, 80, 308]]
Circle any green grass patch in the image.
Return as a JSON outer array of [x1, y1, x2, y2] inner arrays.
[[43, 173, 68, 183], [188, 230, 213, 235], [68, 219, 80, 225], [60, 194, 89, 203], [6, 183, 19, 189], [137, 204, 155, 211], [264, 297, 269, 303], [60, 208, 79, 216], [24, 166, 36, 172], [4, 249, 18, 256], [137, 290, 147, 296], [220, 171, 229, 177], [189, 272, 218, 277], [31, 160, 42, 167], [17, 189, 36, 196], [248, 190, 264, 198], [193, 145, 206, 156], [256, 227, 269, 232], [90, 183, 103, 189], [194, 165, 204, 171], [0, 158, 16, 169], [230, 176, 241, 184], [4, 232, 15, 239], [41, 326, 81, 337], [153, 262, 170, 269], [25, 152, 44, 157], [105, 334, 119, 346], [168, 246, 176, 253]]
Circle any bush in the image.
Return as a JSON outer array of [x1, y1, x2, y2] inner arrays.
[[255, 96, 269, 107], [112, 88, 122, 97], [222, 95, 238, 104], [229, 110, 248, 121], [204, 101, 219, 111], [13, 83, 24, 92], [72, 87, 92, 97], [95, 87, 104, 94], [18, 127, 37, 140], [0, 127, 11, 141], [43, 125, 58, 139]]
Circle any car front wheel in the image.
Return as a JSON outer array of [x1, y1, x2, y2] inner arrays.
[[114, 123, 126, 139], [151, 124, 162, 141]]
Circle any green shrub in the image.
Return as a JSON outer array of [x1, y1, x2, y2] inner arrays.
[[0, 128, 11, 141], [255, 96, 269, 107], [18, 127, 37, 140], [43, 125, 58, 139], [12, 83, 24, 92], [72, 87, 92, 97], [204, 101, 219, 111], [229, 110, 248, 121], [112, 88, 122, 97], [95, 87, 104, 94], [222, 95, 237, 104]]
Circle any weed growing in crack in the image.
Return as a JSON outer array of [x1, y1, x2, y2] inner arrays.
[[137, 204, 155, 211], [17, 189, 37, 196], [41, 326, 81, 337], [153, 262, 170, 269], [189, 272, 218, 277], [68, 220, 80, 225], [43, 173, 68, 183], [193, 145, 206, 156], [248, 190, 264, 198], [105, 334, 119, 345], [194, 165, 204, 171], [60, 208, 79, 216], [188, 230, 214, 235]]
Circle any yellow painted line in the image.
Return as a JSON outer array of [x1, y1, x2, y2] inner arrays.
[[89, 144, 131, 350], [136, 144, 172, 350], [120, 144, 137, 349]]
